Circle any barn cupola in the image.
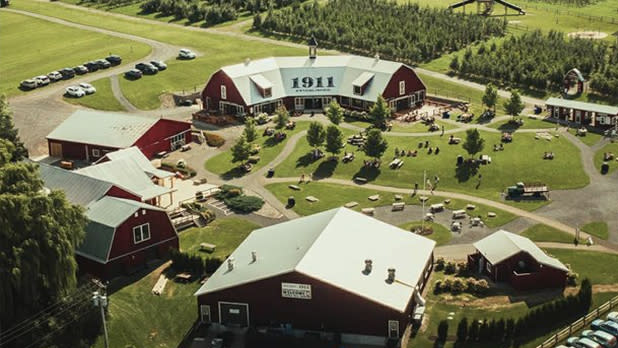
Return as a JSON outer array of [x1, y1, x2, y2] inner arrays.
[[308, 36, 318, 59], [363, 259, 373, 275], [387, 268, 396, 284]]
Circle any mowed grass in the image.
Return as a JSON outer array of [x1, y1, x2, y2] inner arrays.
[[265, 182, 518, 228], [398, 220, 452, 246], [594, 142, 618, 174], [62, 77, 125, 111], [0, 10, 151, 97], [180, 217, 260, 259], [520, 224, 579, 244], [581, 221, 609, 240], [205, 122, 310, 178], [568, 128, 603, 146], [488, 116, 559, 131], [545, 248, 618, 285], [273, 128, 587, 210]]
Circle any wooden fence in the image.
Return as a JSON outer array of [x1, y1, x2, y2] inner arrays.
[[523, 3, 618, 25], [536, 295, 618, 348]]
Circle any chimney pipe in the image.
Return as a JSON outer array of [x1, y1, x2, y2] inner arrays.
[[227, 257, 235, 271], [387, 268, 396, 283], [251, 251, 257, 263], [363, 259, 373, 274]]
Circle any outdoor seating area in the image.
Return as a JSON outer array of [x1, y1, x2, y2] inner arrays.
[[342, 152, 355, 163], [448, 135, 461, 144], [543, 152, 555, 160], [502, 132, 513, 142], [347, 134, 366, 146], [363, 158, 381, 168], [389, 158, 404, 169], [493, 143, 504, 151]]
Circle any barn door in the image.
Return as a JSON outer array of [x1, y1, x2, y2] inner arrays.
[[219, 302, 249, 327], [388, 320, 399, 339], [50, 142, 62, 157]]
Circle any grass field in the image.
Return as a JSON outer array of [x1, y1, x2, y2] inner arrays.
[[546, 248, 618, 285], [272, 128, 587, 210], [488, 116, 559, 131], [581, 221, 609, 240], [567, 128, 603, 146], [594, 142, 618, 174], [520, 224, 580, 243], [398, 220, 452, 246], [62, 77, 125, 111], [0, 10, 151, 98], [180, 218, 260, 259], [265, 182, 518, 228]]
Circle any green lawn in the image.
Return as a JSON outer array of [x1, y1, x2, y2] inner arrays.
[[345, 118, 459, 134], [488, 116, 559, 131], [567, 128, 603, 147], [180, 217, 260, 259], [398, 220, 452, 246], [204, 122, 310, 178], [273, 128, 587, 210], [594, 142, 618, 175], [545, 249, 618, 285], [62, 77, 125, 111], [581, 221, 609, 240], [0, 10, 151, 98], [520, 224, 580, 244], [265, 182, 517, 228]]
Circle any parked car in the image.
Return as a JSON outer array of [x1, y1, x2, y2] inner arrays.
[[20, 79, 38, 90], [124, 69, 143, 79], [178, 48, 196, 59], [95, 59, 111, 69], [150, 60, 167, 70], [79, 82, 96, 95], [73, 65, 89, 75], [582, 330, 617, 348], [59, 67, 75, 79], [135, 62, 158, 74], [592, 320, 618, 337], [567, 337, 603, 348], [47, 71, 63, 82], [34, 75, 50, 86], [65, 86, 85, 98], [105, 54, 122, 65], [84, 61, 100, 72], [608, 312, 618, 324]]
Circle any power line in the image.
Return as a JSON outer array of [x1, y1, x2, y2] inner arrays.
[[21, 308, 94, 348]]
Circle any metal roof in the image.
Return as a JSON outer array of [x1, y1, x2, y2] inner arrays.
[[219, 55, 407, 106], [77, 221, 115, 263], [249, 74, 273, 90], [352, 72, 375, 87], [38, 162, 111, 207], [473, 230, 569, 272], [102, 147, 173, 179], [546, 97, 618, 115], [195, 208, 436, 312], [46, 110, 159, 148], [77, 157, 173, 201]]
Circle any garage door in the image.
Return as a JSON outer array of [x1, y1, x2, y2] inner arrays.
[[219, 302, 249, 327]]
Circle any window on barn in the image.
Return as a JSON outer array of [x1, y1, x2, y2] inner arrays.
[[221, 85, 227, 100], [353, 85, 362, 95], [486, 261, 491, 273], [133, 223, 151, 244], [399, 81, 405, 95], [264, 88, 272, 98]]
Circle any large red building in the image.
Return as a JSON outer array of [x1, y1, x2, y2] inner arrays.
[[194, 208, 435, 346], [46, 110, 192, 161], [468, 230, 568, 291], [201, 39, 426, 116]]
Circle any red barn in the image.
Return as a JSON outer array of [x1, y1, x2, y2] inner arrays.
[[39, 162, 179, 279], [194, 208, 435, 346], [467, 230, 568, 291], [46, 110, 192, 161], [201, 39, 426, 116]]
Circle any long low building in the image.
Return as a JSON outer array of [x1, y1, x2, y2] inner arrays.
[[201, 38, 426, 116], [546, 97, 618, 127], [194, 207, 435, 346]]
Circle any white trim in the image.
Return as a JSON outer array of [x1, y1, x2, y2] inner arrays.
[[218, 301, 250, 327], [200, 305, 211, 323], [133, 223, 151, 244], [399, 81, 405, 96], [220, 85, 227, 100]]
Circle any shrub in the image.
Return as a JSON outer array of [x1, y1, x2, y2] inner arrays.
[[205, 132, 225, 147], [224, 195, 264, 213], [444, 261, 457, 274], [161, 162, 196, 178], [475, 279, 489, 295], [435, 257, 446, 271], [170, 248, 222, 276], [434, 280, 443, 294], [456, 261, 468, 276], [437, 320, 449, 343], [216, 184, 243, 199], [567, 271, 578, 286], [442, 278, 453, 292], [465, 277, 477, 293], [456, 317, 468, 343], [452, 278, 465, 294]]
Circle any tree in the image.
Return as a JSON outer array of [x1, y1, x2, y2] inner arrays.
[[504, 89, 524, 119], [325, 125, 343, 158], [468, 318, 480, 342], [326, 99, 344, 125], [231, 136, 251, 163], [0, 95, 28, 160], [437, 320, 449, 343], [306, 122, 326, 149], [275, 105, 289, 129], [369, 95, 390, 128], [449, 56, 460, 71], [252, 13, 262, 28], [243, 117, 258, 142], [456, 317, 468, 343], [482, 83, 498, 113], [364, 128, 388, 159], [462, 128, 485, 158]]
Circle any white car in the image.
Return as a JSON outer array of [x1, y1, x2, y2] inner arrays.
[[65, 86, 85, 98], [79, 82, 96, 95], [34, 75, 50, 86], [178, 48, 196, 59], [47, 71, 63, 82], [608, 312, 618, 324], [20, 79, 38, 90]]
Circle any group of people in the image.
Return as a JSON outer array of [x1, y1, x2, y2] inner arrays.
[[493, 143, 505, 151], [363, 158, 381, 168]]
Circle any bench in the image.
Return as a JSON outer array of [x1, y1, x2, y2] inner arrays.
[[60, 160, 73, 170], [466, 204, 476, 210], [305, 196, 319, 202], [200, 243, 216, 252], [368, 194, 380, 201], [354, 177, 368, 184], [289, 184, 301, 191], [344, 201, 359, 208], [175, 272, 192, 283], [361, 207, 375, 215], [181, 144, 191, 152], [392, 202, 405, 211]]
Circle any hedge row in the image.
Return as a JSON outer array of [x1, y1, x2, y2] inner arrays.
[[170, 248, 222, 276], [216, 185, 264, 213], [434, 277, 489, 296]]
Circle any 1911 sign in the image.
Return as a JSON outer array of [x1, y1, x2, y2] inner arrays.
[[292, 76, 335, 93], [281, 282, 312, 299]]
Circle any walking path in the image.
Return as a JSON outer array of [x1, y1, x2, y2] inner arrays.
[[109, 75, 138, 112]]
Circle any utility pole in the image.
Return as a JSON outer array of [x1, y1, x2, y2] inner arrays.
[[421, 170, 426, 230], [92, 286, 109, 348]]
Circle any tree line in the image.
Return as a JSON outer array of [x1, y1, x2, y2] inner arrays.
[[255, 0, 507, 63], [450, 30, 615, 94], [524, 0, 598, 6]]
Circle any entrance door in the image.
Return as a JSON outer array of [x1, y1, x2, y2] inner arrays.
[[200, 305, 211, 323], [50, 142, 62, 157], [304, 98, 323, 110], [219, 302, 249, 327], [388, 320, 399, 339], [396, 98, 410, 111]]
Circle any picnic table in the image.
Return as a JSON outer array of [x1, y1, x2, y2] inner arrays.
[[200, 243, 216, 252], [368, 194, 380, 201], [289, 184, 301, 190], [389, 158, 404, 169], [392, 202, 405, 211], [344, 201, 359, 208], [480, 155, 492, 164], [306, 196, 319, 202], [175, 272, 192, 283], [361, 207, 375, 215], [343, 152, 355, 163]]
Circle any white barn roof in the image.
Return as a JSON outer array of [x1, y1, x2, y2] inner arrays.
[[473, 230, 569, 272], [219, 55, 408, 106], [195, 208, 435, 312], [101, 147, 173, 179], [47, 110, 159, 148], [546, 97, 618, 116]]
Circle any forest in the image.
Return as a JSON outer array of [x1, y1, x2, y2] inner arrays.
[[256, 0, 507, 63], [449, 30, 614, 93], [522, 0, 598, 6]]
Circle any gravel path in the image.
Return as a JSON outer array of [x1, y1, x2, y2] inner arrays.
[[109, 75, 138, 112]]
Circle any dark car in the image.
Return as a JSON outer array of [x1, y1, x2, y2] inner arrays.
[[59, 68, 75, 79], [105, 55, 122, 65], [150, 60, 167, 71], [124, 69, 143, 80], [95, 59, 112, 69], [84, 61, 100, 72], [135, 63, 158, 75], [73, 65, 89, 75]]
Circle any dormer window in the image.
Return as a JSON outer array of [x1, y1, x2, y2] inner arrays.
[[264, 87, 272, 98], [250, 74, 273, 98], [354, 86, 362, 96], [352, 72, 375, 97]]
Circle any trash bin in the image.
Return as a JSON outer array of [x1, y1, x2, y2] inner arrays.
[[456, 155, 464, 166], [287, 196, 295, 208], [601, 161, 609, 174], [442, 111, 450, 119], [267, 168, 275, 178]]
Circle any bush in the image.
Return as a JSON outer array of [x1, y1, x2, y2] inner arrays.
[[434, 280, 443, 294], [435, 257, 446, 271], [161, 162, 196, 178], [465, 277, 477, 293], [452, 278, 466, 294], [437, 320, 449, 343], [216, 184, 243, 199], [205, 132, 225, 147], [442, 278, 453, 292], [475, 279, 489, 295], [224, 195, 264, 213], [567, 271, 578, 286], [444, 261, 457, 274], [170, 248, 223, 276], [456, 261, 469, 276]]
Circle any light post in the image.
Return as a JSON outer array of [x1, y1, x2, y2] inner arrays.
[[92, 290, 109, 348]]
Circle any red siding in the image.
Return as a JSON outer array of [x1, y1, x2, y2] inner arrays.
[[202, 70, 247, 112], [47, 140, 119, 161], [382, 66, 426, 100], [105, 185, 142, 203], [133, 119, 192, 159]]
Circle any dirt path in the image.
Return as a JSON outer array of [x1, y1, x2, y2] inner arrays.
[[109, 75, 137, 112]]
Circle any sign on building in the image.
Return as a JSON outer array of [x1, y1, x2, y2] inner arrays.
[[281, 282, 312, 299]]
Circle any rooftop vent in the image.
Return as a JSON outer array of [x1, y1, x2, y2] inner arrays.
[[227, 257, 235, 271], [251, 251, 257, 263], [363, 259, 373, 275], [387, 268, 396, 283], [244, 58, 251, 65], [374, 53, 380, 61]]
